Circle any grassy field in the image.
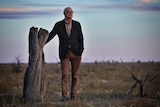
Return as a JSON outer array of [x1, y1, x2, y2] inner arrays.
[[0, 62, 160, 107]]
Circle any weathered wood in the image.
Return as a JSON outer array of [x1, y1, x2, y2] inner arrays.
[[21, 27, 49, 103]]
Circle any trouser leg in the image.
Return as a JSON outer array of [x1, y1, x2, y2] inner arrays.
[[61, 58, 70, 97], [70, 53, 81, 97]]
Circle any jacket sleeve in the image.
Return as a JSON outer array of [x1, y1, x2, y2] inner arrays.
[[78, 23, 84, 55], [45, 23, 58, 44]]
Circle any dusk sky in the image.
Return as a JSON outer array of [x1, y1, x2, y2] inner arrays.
[[0, 0, 160, 63]]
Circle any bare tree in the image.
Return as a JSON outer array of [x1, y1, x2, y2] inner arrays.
[[21, 27, 49, 103], [120, 59, 156, 97]]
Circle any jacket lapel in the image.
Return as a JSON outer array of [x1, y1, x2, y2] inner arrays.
[[62, 20, 69, 39], [70, 20, 74, 38], [62, 19, 75, 39]]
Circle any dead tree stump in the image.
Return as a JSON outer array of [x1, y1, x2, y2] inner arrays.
[[21, 27, 49, 103]]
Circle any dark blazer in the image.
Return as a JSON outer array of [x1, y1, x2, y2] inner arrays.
[[46, 19, 84, 60]]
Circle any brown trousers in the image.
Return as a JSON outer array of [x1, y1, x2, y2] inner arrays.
[[61, 50, 81, 97]]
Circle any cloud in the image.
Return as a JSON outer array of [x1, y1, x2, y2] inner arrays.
[[20, 2, 65, 7], [131, 0, 160, 11], [1, 1, 160, 19], [81, 1, 160, 11], [0, 7, 61, 19], [140, 0, 158, 3]]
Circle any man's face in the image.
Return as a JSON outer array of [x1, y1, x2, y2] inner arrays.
[[64, 8, 73, 19]]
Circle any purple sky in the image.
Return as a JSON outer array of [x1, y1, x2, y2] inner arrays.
[[0, 0, 160, 63]]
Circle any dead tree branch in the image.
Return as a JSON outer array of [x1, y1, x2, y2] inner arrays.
[[120, 59, 156, 97]]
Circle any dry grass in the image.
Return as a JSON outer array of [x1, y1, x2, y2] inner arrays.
[[0, 62, 160, 107]]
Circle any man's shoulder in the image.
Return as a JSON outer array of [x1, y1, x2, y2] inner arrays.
[[72, 20, 80, 24], [55, 19, 80, 25], [56, 20, 64, 25]]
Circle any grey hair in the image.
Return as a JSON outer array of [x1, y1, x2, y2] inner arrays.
[[63, 7, 72, 14]]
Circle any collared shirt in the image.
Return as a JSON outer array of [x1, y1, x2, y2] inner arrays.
[[65, 20, 72, 37]]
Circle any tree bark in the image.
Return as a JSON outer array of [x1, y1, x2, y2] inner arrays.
[[21, 27, 49, 103]]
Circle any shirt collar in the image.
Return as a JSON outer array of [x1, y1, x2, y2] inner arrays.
[[65, 19, 72, 25]]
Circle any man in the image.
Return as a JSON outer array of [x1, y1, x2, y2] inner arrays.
[[46, 7, 84, 101]]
